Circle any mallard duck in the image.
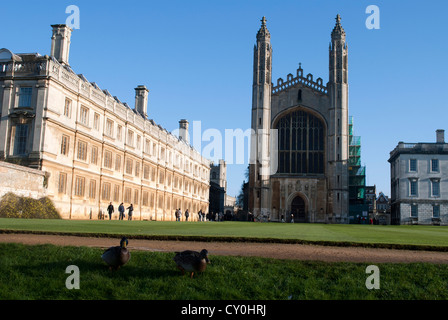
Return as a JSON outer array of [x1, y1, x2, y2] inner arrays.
[[173, 249, 210, 278], [101, 237, 131, 270]]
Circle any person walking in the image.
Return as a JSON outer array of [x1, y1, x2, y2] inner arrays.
[[107, 202, 114, 220], [127, 204, 134, 220], [185, 209, 189, 222], [118, 203, 125, 220]]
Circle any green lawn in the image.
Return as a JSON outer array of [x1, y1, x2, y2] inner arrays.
[[2, 219, 448, 301], [1, 243, 447, 300], [1, 218, 448, 249]]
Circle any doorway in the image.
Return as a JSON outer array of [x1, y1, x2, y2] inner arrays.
[[291, 195, 306, 223]]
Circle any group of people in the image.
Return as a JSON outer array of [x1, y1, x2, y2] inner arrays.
[[99, 204, 231, 222], [175, 208, 188, 221], [104, 202, 134, 220], [174, 209, 226, 222], [199, 210, 223, 221]]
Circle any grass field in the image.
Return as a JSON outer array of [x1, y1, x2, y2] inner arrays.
[[1, 243, 448, 300], [2, 218, 448, 301], [1, 218, 448, 249]]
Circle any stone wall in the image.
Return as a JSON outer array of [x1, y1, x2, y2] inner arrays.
[[0, 161, 48, 200], [399, 202, 448, 225]]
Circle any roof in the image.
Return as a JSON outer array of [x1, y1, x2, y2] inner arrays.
[[389, 141, 448, 162]]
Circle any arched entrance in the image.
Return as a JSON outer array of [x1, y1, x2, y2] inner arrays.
[[291, 195, 306, 223]]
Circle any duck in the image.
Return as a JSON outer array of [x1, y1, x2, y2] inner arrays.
[[173, 249, 210, 278], [101, 237, 131, 270]]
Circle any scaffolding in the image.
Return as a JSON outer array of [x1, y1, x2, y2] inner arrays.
[[348, 116, 369, 223]]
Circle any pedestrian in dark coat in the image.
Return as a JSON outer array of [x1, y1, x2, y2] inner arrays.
[[127, 204, 134, 220], [118, 203, 125, 220], [107, 202, 114, 220]]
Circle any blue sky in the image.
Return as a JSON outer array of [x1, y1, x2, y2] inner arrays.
[[1, 0, 447, 198]]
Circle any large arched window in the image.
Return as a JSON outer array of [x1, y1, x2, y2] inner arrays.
[[276, 110, 325, 174]]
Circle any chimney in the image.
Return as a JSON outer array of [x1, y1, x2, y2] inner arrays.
[[179, 119, 189, 144], [436, 129, 445, 143], [50, 24, 72, 66], [135, 85, 149, 118]]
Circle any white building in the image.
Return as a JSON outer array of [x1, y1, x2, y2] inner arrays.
[[0, 24, 211, 220], [389, 130, 448, 225]]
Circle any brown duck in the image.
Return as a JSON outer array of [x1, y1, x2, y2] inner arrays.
[[101, 237, 131, 270], [173, 249, 210, 278]]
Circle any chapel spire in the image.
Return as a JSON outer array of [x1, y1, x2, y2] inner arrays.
[[250, 16, 273, 219], [328, 14, 349, 221], [331, 14, 346, 40], [257, 16, 270, 41], [329, 13, 348, 84], [253, 16, 272, 86]]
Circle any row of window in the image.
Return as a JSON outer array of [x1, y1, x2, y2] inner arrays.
[[408, 179, 441, 197], [12, 91, 207, 178], [65, 98, 133, 145], [60, 137, 208, 196], [62, 133, 207, 181], [63, 97, 207, 178], [409, 158, 440, 173], [59, 173, 205, 211], [409, 204, 441, 219]]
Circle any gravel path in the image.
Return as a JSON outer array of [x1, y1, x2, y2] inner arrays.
[[1, 233, 448, 264]]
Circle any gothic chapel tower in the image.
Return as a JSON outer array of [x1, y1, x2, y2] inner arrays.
[[328, 14, 349, 221], [249, 17, 272, 217], [249, 15, 350, 223]]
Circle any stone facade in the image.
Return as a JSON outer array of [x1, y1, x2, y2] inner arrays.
[[249, 15, 350, 223], [365, 185, 377, 214], [210, 159, 227, 191], [209, 159, 236, 217], [0, 24, 210, 220], [389, 130, 448, 225], [0, 161, 48, 199]]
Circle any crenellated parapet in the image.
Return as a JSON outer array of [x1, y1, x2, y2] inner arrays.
[[0, 58, 48, 76], [272, 64, 327, 95]]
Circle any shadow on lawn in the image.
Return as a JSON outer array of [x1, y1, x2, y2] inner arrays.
[[14, 257, 180, 282]]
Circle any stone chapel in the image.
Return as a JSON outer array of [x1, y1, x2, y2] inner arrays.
[[249, 15, 350, 223]]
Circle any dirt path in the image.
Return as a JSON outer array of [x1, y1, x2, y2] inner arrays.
[[1, 233, 448, 264]]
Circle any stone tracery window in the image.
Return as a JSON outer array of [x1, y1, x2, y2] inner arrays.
[[276, 110, 324, 174]]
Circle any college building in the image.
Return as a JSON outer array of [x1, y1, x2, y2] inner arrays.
[[0, 24, 211, 220], [389, 130, 448, 225]]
